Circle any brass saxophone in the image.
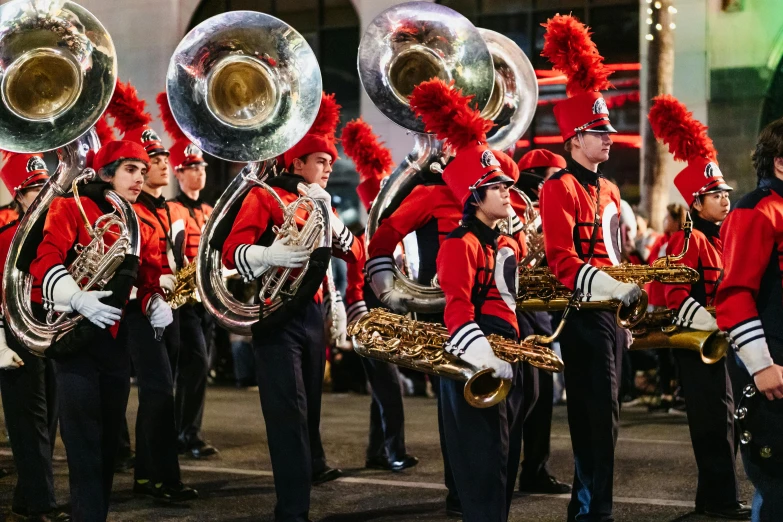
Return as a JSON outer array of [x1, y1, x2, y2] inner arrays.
[[348, 309, 563, 409], [167, 262, 198, 310], [629, 307, 729, 364], [516, 263, 700, 329]]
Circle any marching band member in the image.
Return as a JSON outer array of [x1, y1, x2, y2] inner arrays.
[[28, 136, 172, 521], [539, 15, 640, 521], [0, 152, 69, 521], [340, 118, 418, 473], [648, 95, 749, 520], [222, 93, 362, 522], [106, 81, 198, 502], [0, 202, 18, 227], [158, 92, 219, 459], [717, 117, 783, 521], [514, 149, 572, 495], [409, 77, 526, 521]]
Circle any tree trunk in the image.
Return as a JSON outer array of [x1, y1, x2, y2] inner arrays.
[[640, 0, 676, 231]]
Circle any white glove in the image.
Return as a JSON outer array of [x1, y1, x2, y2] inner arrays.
[[70, 290, 123, 329], [235, 237, 310, 281], [0, 329, 22, 369], [325, 291, 349, 348], [159, 274, 177, 294], [366, 257, 412, 314], [508, 208, 524, 235], [147, 296, 173, 329], [298, 183, 331, 207], [577, 265, 641, 306], [457, 334, 513, 380], [675, 297, 718, 331]]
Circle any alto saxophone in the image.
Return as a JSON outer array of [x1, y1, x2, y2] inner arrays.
[[348, 309, 563, 409], [629, 307, 729, 364], [167, 262, 198, 310]]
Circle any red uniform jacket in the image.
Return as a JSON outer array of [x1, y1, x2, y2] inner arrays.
[[133, 191, 190, 275], [0, 206, 18, 228], [168, 193, 213, 262], [0, 220, 19, 307], [344, 231, 370, 323], [646, 232, 671, 307], [438, 218, 521, 355], [717, 179, 783, 374], [29, 187, 164, 316], [222, 174, 363, 304], [664, 216, 722, 325], [539, 160, 622, 297]]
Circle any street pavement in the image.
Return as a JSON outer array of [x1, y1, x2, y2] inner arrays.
[[0, 386, 754, 521]]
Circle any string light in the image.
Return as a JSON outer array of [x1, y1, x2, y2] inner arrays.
[[645, 1, 676, 42]]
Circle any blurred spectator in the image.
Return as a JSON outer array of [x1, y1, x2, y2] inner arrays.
[[634, 211, 660, 263]]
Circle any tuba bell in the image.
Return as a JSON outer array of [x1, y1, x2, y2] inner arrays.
[[0, 0, 135, 356], [171, 12, 324, 334]]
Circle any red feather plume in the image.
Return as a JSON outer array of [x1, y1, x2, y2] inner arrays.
[[107, 79, 152, 134], [409, 79, 493, 150], [157, 91, 186, 142], [648, 95, 717, 162], [309, 93, 341, 138], [94, 116, 116, 145], [0, 149, 12, 162], [341, 119, 394, 181], [541, 14, 613, 97]]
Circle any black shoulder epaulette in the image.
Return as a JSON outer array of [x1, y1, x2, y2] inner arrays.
[[0, 220, 18, 235], [445, 224, 471, 240], [547, 168, 571, 181]]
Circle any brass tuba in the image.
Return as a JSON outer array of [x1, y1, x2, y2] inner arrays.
[[349, 309, 563, 409], [0, 0, 136, 356], [629, 308, 729, 364], [359, 2, 498, 313], [169, 12, 324, 334]]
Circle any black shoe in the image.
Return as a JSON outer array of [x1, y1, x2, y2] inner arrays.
[[133, 480, 199, 502], [695, 503, 752, 520], [8, 511, 71, 522], [114, 451, 135, 473], [445, 503, 463, 518], [390, 455, 419, 472], [187, 440, 218, 459], [365, 456, 392, 470], [312, 467, 343, 485], [519, 474, 572, 494]]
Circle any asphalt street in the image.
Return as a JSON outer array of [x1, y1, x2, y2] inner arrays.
[[0, 386, 754, 521]]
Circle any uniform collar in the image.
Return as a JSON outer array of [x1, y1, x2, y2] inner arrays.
[[79, 181, 115, 214], [759, 176, 783, 197], [567, 158, 602, 187], [266, 172, 306, 194], [138, 190, 166, 209], [464, 215, 500, 246], [176, 192, 204, 209], [692, 212, 721, 240]]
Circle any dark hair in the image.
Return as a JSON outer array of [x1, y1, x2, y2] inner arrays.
[[521, 166, 550, 179], [99, 157, 147, 179], [752, 117, 783, 180], [666, 202, 687, 229], [461, 186, 489, 221], [564, 137, 574, 153]]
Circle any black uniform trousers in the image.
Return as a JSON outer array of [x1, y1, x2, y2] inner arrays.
[[560, 309, 623, 522], [253, 300, 327, 522], [672, 349, 740, 509], [518, 311, 556, 485], [440, 315, 526, 522], [176, 302, 210, 446], [117, 301, 181, 484], [0, 327, 58, 515], [55, 327, 131, 522], [361, 357, 407, 462]]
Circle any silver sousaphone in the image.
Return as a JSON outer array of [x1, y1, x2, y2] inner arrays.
[[168, 11, 323, 335]]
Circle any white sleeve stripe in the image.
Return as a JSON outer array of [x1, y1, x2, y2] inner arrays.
[[733, 327, 766, 346], [366, 256, 394, 270], [729, 319, 764, 339], [346, 301, 368, 323], [676, 297, 699, 325], [451, 322, 482, 348], [366, 257, 394, 278], [234, 244, 254, 280], [42, 264, 68, 302], [510, 214, 523, 234], [575, 263, 590, 291]]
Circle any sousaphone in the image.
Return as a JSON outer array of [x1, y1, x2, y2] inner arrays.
[[169, 11, 323, 335]]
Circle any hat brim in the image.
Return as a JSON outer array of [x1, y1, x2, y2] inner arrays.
[[480, 173, 515, 187], [584, 123, 618, 134], [702, 182, 733, 194], [180, 161, 208, 169], [148, 148, 170, 157]]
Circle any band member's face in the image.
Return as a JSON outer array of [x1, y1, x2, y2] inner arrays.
[[662, 214, 679, 234], [574, 132, 612, 164], [295, 152, 333, 188], [110, 160, 146, 202], [17, 187, 42, 213], [480, 183, 512, 220], [694, 191, 730, 223], [176, 165, 207, 192], [145, 154, 170, 188]]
